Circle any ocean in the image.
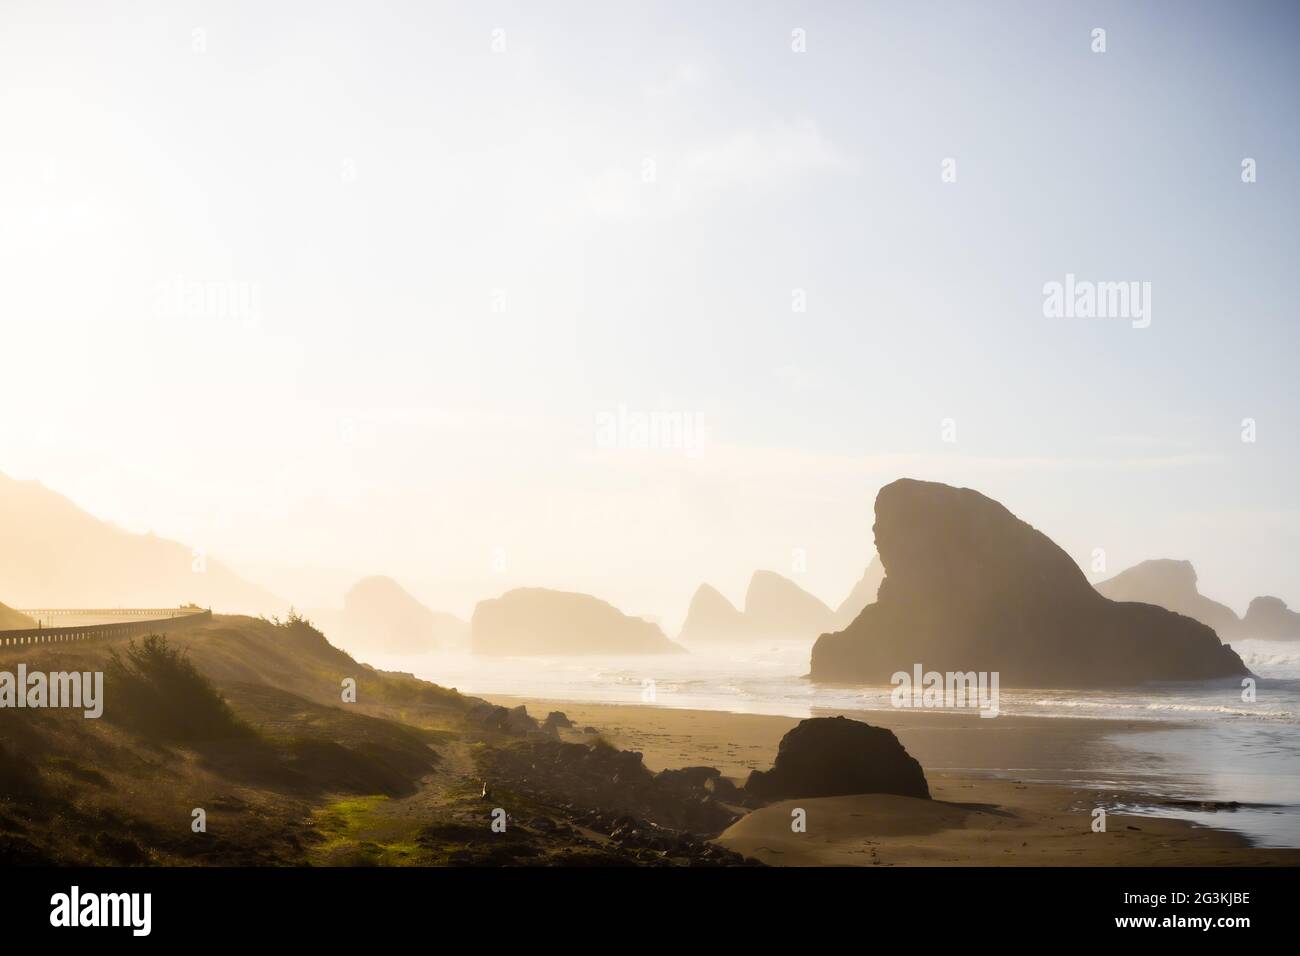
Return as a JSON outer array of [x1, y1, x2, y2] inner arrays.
[[367, 637, 1300, 848]]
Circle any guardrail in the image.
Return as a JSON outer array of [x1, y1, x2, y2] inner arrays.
[[14, 608, 204, 619], [0, 609, 212, 649]]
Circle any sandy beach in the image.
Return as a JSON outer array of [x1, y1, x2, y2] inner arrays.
[[490, 696, 1300, 866]]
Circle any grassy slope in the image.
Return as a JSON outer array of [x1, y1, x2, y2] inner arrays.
[[0, 614, 472, 864], [0, 614, 724, 867]]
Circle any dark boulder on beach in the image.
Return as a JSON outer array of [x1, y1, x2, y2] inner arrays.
[[810, 479, 1250, 687], [744, 716, 930, 800]]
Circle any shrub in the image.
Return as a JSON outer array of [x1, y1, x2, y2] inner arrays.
[[106, 634, 250, 741]]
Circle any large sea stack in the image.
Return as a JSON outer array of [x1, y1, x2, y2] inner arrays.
[[1239, 596, 1300, 640], [340, 576, 469, 654], [833, 555, 885, 629], [743, 570, 836, 641], [677, 584, 754, 644], [810, 479, 1249, 687], [1094, 559, 1240, 636], [472, 587, 684, 656]]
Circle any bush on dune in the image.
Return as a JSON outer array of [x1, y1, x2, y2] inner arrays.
[[106, 634, 251, 741]]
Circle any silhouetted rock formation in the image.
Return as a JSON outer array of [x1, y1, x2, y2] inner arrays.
[[677, 572, 837, 645], [1095, 559, 1240, 635], [677, 583, 754, 644], [834, 555, 885, 629], [472, 588, 684, 656], [0, 602, 35, 630], [340, 576, 468, 654], [744, 716, 929, 800], [743, 570, 836, 641], [810, 479, 1249, 687], [1240, 596, 1300, 640]]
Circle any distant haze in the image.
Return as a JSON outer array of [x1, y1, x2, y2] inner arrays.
[[2, 1, 1297, 626]]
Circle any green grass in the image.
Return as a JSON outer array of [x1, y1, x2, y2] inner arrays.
[[308, 795, 427, 866]]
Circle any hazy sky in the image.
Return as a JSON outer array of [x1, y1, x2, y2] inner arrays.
[[2, 0, 1297, 626]]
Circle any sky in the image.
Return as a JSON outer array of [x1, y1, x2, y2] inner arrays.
[[1, 0, 1298, 627]]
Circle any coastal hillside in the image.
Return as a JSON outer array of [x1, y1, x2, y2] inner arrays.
[[0, 472, 285, 614], [0, 614, 748, 865], [0, 601, 35, 630], [810, 479, 1249, 687]]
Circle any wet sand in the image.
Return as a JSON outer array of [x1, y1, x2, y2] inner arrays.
[[490, 696, 1300, 866]]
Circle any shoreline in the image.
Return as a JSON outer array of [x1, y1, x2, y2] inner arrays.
[[486, 694, 1300, 864], [485, 693, 1185, 779]]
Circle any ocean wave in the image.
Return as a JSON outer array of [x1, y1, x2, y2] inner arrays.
[[1022, 696, 1298, 722]]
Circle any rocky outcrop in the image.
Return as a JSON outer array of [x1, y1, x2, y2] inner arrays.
[[476, 737, 739, 835], [471, 588, 684, 656], [1240, 596, 1300, 640], [0, 602, 35, 630], [465, 701, 539, 735], [833, 555, 885, 629], [340, 576, 468, 654], [677, 584, 754, 644], [544, 711, 574, 731], [743, 570, 836, 641], [655, 765, 742, 803], [1095, 559, 1240, 636], [744, 716, 929, 800], [810, 479, 1250, 687]]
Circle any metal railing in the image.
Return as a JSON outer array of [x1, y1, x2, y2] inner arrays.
[[0, 608, 212, 649]]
